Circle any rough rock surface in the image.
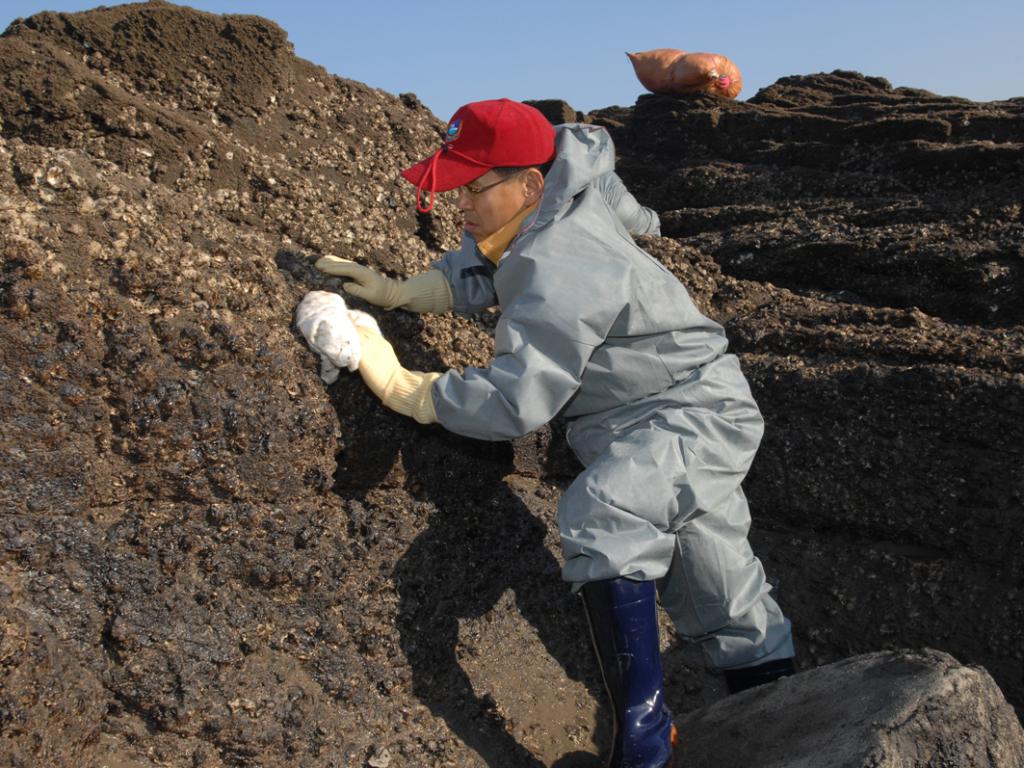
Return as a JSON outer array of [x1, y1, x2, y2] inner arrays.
[[1, 4, 1022, 768], [614, 75, 1024, 327], [675, 649, 1024, 768]]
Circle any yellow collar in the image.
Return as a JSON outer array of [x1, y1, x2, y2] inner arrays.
[[476, 202, 539, 266]]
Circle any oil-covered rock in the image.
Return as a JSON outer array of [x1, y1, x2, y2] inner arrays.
[[1, 4, 1022, 767]]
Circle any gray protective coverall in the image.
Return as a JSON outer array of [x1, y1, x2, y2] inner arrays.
[[429, 124, 793, 669]]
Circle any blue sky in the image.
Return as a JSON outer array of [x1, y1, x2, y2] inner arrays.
[[3, 1, 1021, 121]]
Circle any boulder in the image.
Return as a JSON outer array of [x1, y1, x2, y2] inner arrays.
[[523, 98, 584, 125], [675, 650, 1024, 768]]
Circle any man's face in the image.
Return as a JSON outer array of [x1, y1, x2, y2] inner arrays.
[[456, 169, 540, 242]]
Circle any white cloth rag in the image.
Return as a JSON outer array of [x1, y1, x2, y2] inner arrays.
[[295, 291, 380, 384]]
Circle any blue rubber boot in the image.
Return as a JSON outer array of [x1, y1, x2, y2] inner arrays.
[[581, 578, 677, 768]]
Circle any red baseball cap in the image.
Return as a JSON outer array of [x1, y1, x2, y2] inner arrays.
[[401, 98, 556, 213]]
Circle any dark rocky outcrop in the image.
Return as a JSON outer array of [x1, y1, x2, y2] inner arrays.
[[616, 73, 1024, 327], [1, 4, 1022, 767], [603, 81, 1024, 732]]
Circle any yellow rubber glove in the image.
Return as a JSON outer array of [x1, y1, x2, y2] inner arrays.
[[355, 325, 440, 424], [315, 256, 453, 314]]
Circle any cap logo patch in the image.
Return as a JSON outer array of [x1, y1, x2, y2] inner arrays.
[[446, 118, 462, 141]]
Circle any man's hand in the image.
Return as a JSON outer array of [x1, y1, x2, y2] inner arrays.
[[355, 325, 440, 424], [315, 256, 453, 314], [315, 256, 403, 308]]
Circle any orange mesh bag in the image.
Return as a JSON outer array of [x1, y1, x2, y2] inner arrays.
[[627, 49, 742, 99]]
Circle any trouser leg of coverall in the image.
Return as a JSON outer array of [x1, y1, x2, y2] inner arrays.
[[656, 487, 794, 671], [581, 578, 676, 768], [559, 422, 793, 672]]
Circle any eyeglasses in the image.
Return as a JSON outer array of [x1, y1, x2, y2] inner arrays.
[[460, 171, 523, 198]]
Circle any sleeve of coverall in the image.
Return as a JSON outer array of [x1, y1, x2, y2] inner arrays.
[[429, 232, 499, 315], [431, 244, 626, 442], [594, 171, 661, 236]]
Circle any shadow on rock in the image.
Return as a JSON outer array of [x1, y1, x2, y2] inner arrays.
[[327, 335, 606, 765], [402, 431, 601, 766]]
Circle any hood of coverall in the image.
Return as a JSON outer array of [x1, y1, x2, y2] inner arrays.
[[532, 124, 618, 231]]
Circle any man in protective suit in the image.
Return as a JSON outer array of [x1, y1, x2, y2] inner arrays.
[[315, 99, 795, 767]]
